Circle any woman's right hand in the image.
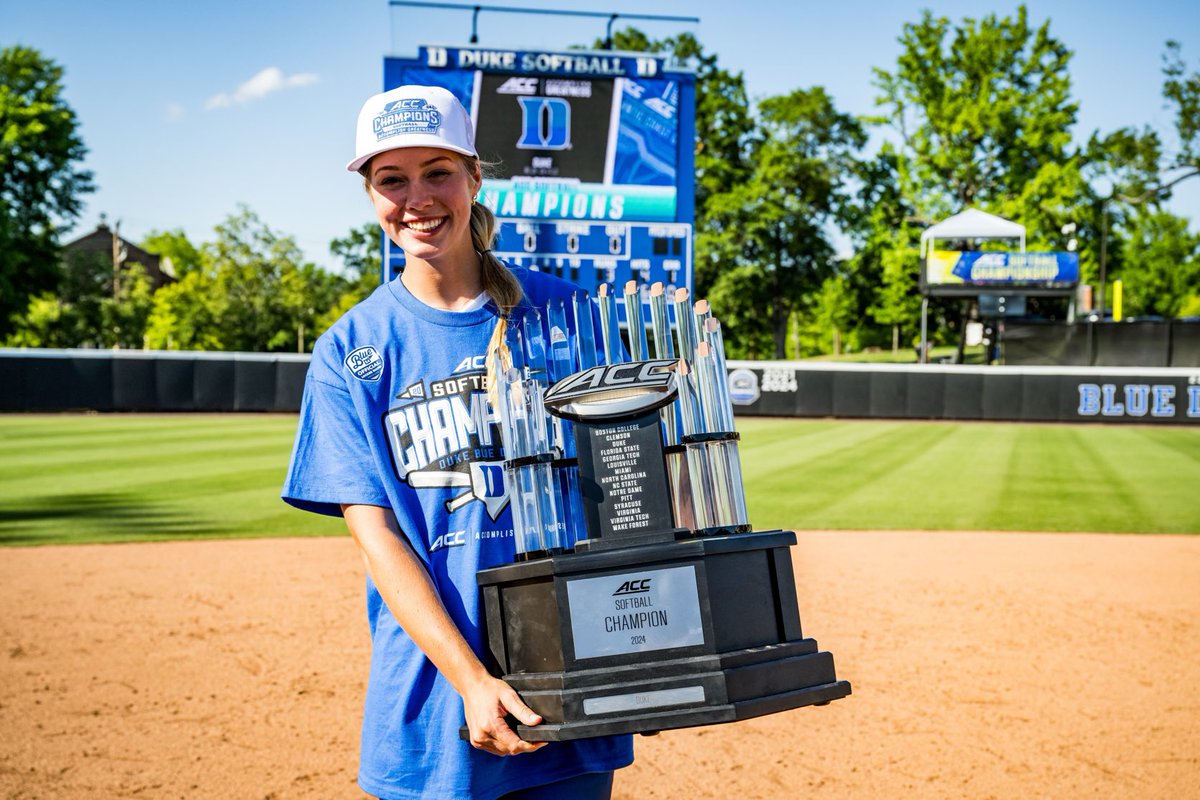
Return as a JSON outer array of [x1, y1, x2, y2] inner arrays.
[[462, 674, 548, 757]]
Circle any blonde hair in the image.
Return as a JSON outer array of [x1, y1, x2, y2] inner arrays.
[[469, 187, 524, 408]]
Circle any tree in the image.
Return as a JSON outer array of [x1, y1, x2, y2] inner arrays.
[[143, 271, 222, 351], [804, 276, 858, 356], [702, 87, 865, 357], [3, 293, 68, 347], [141, 229, 203, 276], [202, 206, 313, 351], [318, 223, 383, 339], [329, 223, 382, 297], [0, 46, 94, 337], [868, 6, 1093, 345], [850, 144, 923, 354], [873, 7, 1081, 222], [1113, 209, 1200, 318], [1084, 42, 1200, 316], [1159, 41, 1200, 197]]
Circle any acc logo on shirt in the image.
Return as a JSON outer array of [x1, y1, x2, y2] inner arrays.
[[345, 346, 384, 382]]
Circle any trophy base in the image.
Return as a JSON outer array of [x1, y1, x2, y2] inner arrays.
[[470, 530, 851, 742], [507, 638, 850, 741]]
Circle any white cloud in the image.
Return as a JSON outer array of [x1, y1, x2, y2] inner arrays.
[[165, 103, 186, 123], [205, 67, 319, 109]]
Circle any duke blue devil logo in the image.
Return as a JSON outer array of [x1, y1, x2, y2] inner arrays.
[[517, 97, 571, 150]]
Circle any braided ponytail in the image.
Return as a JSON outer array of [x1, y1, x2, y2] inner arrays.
[[467, 177, 525, 408]]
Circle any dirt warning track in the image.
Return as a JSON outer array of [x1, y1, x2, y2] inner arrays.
[[1, 531, 1197, 799]]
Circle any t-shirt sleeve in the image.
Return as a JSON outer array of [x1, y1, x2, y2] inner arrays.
[[281, 374, 390, 518]]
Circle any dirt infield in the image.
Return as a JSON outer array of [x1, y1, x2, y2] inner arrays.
[[2, 531, 1197, 799]]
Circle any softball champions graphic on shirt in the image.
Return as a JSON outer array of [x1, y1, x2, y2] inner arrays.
[[380, 354, 510, 519]]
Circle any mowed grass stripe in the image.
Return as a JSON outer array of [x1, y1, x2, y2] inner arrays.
[[736, 418, 1200, 534], [0, 418, 292, 472], [0, 433, 295, 488], [1, 414, 1198, 546], [0, 415, 318, 545]]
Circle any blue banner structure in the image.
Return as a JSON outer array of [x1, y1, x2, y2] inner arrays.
[[925, 250, 1079, 288]]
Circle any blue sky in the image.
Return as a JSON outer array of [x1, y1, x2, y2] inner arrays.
[[5, 0, 1198, 272]]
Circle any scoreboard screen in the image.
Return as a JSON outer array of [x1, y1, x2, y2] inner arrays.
[[381, 46, 696, 307]]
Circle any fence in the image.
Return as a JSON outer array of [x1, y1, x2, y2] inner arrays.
[[4, 348, 1198, 425]]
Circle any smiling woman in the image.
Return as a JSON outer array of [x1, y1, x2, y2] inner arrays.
[[279, 84, 632, 799]]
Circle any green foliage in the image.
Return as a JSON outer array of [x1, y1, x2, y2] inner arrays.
[[1163, 41, 1200, 169], [144, 271, 222, 350], [4, 248, 154, 348], [0, 45, 94, 337], [872, 5, 1089, 259], [141, 229, 203, 276], [874, 6, 1077, 215], [103, 262, 155, 348], [1112, 209, 1200, 317], [703, 87, 866, 358], [2, 293, 67, 347], [141, 209, 349, 352]]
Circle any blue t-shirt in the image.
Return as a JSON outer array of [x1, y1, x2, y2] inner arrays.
[[282, 267, 633, 800]]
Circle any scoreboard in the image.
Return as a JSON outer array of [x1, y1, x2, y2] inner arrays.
[[381, 46, 696, 306]]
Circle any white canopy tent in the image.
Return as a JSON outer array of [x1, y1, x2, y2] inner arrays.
[[918, 209, 1026, 364], [919, 208, 1025, 258]]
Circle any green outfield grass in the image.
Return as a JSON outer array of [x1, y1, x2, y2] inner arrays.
[[0, 414, 1196, 546]]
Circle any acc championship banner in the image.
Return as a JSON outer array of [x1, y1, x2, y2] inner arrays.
[[926, 250, 1079, 287]]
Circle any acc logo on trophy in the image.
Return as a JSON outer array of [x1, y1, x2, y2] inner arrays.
[[543, 359, 679, 422]]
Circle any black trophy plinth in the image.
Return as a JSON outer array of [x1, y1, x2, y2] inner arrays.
[[475, 529, 850, 740], [469, 359, 850, 741]]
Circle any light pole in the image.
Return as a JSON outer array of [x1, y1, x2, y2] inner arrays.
[[1098, 199, 1109, 320], [1061, 222, 1078, 321]]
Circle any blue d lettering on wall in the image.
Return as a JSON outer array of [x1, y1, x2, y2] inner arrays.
[[517, 96, 571, 150]]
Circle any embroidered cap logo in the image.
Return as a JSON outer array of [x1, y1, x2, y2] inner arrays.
[[374, 98, 443, 142]]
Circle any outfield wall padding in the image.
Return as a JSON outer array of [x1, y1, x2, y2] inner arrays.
[[1004, 320, 1198, 367], [3, 349, 1198, 425], [727, 361, 1200, 425], [0, 349, 311, 413], [1171, 321, 1200, 368]]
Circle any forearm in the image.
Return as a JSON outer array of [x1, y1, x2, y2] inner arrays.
[[341, 503, 544, 755], [341, 504, 489, 693]]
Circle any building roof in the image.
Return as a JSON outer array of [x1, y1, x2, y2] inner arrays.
[[62, 223, 177, 288]]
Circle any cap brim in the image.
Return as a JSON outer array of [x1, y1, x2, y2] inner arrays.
[[347, 139, 478, 173]]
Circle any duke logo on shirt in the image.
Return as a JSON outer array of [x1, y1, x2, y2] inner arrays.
[[345, 346, 384, 382]]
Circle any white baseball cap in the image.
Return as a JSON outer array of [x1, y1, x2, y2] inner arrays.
[[347, 85, 478, 173]]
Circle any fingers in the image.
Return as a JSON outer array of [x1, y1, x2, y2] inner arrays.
[[464, 679, 547, 756], [469, 713, 546, 756], [499, 685, 543, 728], [463, 681, 549, 758]]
